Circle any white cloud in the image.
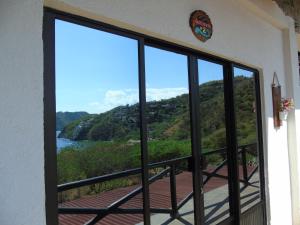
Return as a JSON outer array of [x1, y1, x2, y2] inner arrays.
[[146, 88, 188, 101], [88, 87, 188, 113], [105, 89, 139, 107]]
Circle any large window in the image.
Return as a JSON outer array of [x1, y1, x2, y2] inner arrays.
[[44, 9, 266, 225]]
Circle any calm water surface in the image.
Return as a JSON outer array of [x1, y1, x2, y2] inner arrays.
[[56, 131, 76, 151]]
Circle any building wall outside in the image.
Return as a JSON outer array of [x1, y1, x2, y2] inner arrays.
[[1, 0, 300, 224], [0, 1, 45, 225], [282, 21, 300, 225]]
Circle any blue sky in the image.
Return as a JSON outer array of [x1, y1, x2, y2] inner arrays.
[[55, 20, 252, 114], [198, 60, 223, 84]]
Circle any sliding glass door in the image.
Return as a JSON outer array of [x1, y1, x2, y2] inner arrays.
[[45, 9, 265, 225]]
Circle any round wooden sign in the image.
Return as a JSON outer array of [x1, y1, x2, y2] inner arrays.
[[189, 10, 213, 42]]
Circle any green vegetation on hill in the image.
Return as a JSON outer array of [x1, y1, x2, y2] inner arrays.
[[58, 96, 191, 142], [56, 111, 90, 131], [59, 76, 256, 148], [57, 140, 193, 201], [233, 76, 257, 145], [199, 80, 227, 150], [57, 140, 191, 184]]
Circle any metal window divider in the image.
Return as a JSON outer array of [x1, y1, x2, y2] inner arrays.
[[138, 38, 151, 225]]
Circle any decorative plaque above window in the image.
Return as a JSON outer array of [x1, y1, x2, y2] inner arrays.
[[189, 10, 213, 42]]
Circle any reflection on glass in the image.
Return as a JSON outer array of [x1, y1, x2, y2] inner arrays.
[[233, 68, 261, 213], [55, 20, 143, 224], [198, 60, 230, 224], [145, 46, 194, 224]]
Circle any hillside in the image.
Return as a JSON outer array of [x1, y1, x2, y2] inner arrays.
[[56, 111, 90, 131], [58, 76, 256, 149]]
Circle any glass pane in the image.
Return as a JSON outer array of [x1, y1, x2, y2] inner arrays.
[[198, 60, 230, 224], [55, 20, 144, 224], [233, 68, 261, 213], [145, 46, 194, 224]]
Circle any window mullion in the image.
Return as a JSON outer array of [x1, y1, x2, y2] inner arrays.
[[188, 55, 204, 225], [138, 38, 151, 225], [223, 63, 241, 225]]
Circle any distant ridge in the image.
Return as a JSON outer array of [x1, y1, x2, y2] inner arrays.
[[56, 111, 90, 131], [58, 76, 256, 149]]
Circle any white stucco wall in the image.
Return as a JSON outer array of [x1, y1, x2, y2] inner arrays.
[[282, 19, 300, 225], [0, 1, 45, 225], [1, 0, 300, 224]]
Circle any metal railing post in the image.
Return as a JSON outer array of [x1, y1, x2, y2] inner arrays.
[[241, 147, 248, 183], [170, 164, 178, 219]]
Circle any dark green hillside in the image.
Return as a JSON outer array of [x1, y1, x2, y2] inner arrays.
[[58, 105, 140, 140], [59, 76, 256, 149], [199, 80, 227, 150], [234, 76, 257, 145], [59, 95, 191, 142], [56, 111, 90, 131], [199, 76, 257, 149]]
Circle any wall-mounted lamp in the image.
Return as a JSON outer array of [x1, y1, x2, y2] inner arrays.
[[272, 73, 281, 128]]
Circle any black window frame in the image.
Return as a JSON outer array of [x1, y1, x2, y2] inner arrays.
[[43, 7, 266, 225]]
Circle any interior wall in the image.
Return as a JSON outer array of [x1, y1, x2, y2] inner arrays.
[[0, 1, 45, 225]]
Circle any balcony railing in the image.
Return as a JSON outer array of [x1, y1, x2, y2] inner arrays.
[[57, 143, 258, 225]]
